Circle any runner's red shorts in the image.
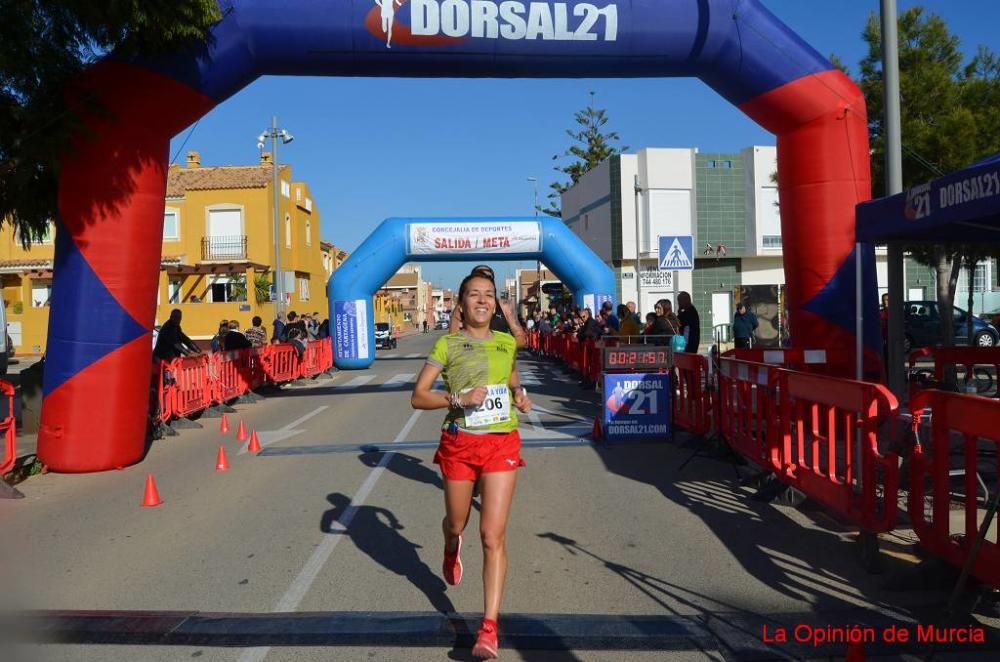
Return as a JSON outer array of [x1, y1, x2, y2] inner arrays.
[[434, 428, 526, 481]]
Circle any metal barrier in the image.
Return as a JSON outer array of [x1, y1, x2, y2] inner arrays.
[[673, 353, 713, 436], [723, 347, 854, 378], [908, 347, 1000, 399], [0, 379, 16, 476], [153, 360, 173, 425], [264, 344, 300, 383], [909, 390, 1000, 587], [214, 350, 248, 404], [718, 358, 779, 468], [299, 339, 328, 379], [172, 354, 213, 419], [774, 370, 900, 532]]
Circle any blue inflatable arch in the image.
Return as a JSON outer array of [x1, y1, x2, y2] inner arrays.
[[46, 0, 877, 471], [330, 217, 615, 369]]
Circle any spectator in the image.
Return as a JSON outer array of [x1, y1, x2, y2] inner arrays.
[[286, 327, 307, 359], [224, 320, 253, 351], [650, 299, 680, 346], [244, 316, 267, 347], [576, 307, 602, 342], [642, 312, 657, 335], [733, 303, 758, 349], [677, 291, 701, 353], [618, 304, 639, 343], [272, 315, 286, 343], [626, 301, 642, 326], [306, 313, 320, 339], [210, 320, 230, 353], [600, 300, 620, 333], [318, 318, 330, 339], [153, 309, 201, 361], [285, 311, 307, 338]]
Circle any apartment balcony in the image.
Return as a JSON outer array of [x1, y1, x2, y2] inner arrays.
[[201, 235, 247, 262]]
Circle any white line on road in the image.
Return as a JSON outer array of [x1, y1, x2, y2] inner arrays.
[[238, 409, 423, 662], [381, 373, 415, 387], [237, 406, 328, 456], [336, 375, 376, 389], [527, 409, 546, 434], [405, 352, 422, 358]]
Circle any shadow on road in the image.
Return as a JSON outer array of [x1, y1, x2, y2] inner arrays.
[[320, 492, 456, 616], [358, 452, 481, 514]]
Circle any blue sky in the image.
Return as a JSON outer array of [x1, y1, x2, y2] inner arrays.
[[169, 1, 1000, 291]]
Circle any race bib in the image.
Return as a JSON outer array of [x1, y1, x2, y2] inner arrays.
[[463, 384, 511, 428]]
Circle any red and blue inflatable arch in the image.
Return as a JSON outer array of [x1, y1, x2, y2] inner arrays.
[[44, 0, 878, 472]]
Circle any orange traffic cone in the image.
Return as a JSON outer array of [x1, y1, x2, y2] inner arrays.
[[141, 473, 163, 507], [215, 446, 230, 472], [247, 429, 262, 454], [236, 419, 248, 442], [220, 414, 230, 434]]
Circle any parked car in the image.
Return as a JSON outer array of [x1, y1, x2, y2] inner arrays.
[[435, 319, 449, 330], [374, 322, 396, 350], [903, 300, 999, 353]]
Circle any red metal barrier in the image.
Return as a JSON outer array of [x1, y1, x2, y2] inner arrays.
[[908, 347, 1000, 399], [172, 354, 213, 419], [718, 358, 779, 468], [152, 360, 174, 425], [213, 350, 249, 404], [723, 347, 853, 377], [0, 379, 16, 476], [241, 347, 268, 392], [300, 340, 325, 379], [673, 353, 712, 436], [774, 370, 900, 532], [264, 344, 299, 383], [909, 390, 1000, 587]]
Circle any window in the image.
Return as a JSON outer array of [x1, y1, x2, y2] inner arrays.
[[32, 280, 52, 307], [168, 279, 182, 304], [759, 187, 782, 249], [285, 214, 292, 248], [707, 160, 716, 168], [762, 236, 782, 248], [299, 277, 310, 301], [958, 263, 987, 293], [721, 160, 733, 169], [305, 198, 313, 212], [305, 220, 312, 246], [295, 188, 302, 202], [209, 276, 246, 303], [403, 312, 412, 322], [163, 210, 180, 240], [281, 180, 291, 198]]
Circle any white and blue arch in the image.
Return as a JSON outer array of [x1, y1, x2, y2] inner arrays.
[[329, 217, 615, 369]]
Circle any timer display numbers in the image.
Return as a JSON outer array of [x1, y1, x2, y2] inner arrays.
[[602, 347, 673, 371]]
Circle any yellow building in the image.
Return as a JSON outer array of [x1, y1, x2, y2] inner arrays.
[[0, 150, 342, 352]]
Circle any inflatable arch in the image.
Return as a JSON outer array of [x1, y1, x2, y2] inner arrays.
[[330, 217, 615, 369], [44, 0, 878, 472]]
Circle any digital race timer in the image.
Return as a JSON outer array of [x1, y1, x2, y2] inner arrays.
[[602, 346, 673, 371]]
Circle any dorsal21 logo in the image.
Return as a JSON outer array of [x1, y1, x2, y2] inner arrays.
[[373, 1, 620, 47]]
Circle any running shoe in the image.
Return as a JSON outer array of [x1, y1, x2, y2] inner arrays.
[[443, 535, 463, 586], [471, 618, 499, 659]]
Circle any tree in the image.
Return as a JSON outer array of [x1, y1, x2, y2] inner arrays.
[[543, 93, 628, 217], [856, 7, 1000, 351], [0, 1, 222, 247]]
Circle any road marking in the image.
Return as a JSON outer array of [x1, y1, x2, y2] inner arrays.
[[531, 404, 590, 424], [335, 375, 376, 389], [405, 353, 422, 358], [527, 409, 546, 434], [381, 373, 415, 387], [237, 406, 328, 455], [238, 409, 423, 662]]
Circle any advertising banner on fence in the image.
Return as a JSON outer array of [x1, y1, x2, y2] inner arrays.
[[406, 221, 541, 256], [334, 299, 370, 361], [602, 372, 671, 443]]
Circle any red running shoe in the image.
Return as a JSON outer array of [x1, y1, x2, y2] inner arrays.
[[443, 535, 463, 586], [472, 618, 499, 659]]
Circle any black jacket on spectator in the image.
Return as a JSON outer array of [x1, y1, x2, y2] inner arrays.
[[678, 306, 701, 353], [153, 320, 199, 361], [223, 330, 253, 351], [285, 320, 307, 338], [576, 317, 602, 342]]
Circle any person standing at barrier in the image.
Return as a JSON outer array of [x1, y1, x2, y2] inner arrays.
[[285, 311, 307, 339], [244, 316, 267, 348], [272, 315, 286, 343], [223, 320, 252, 351], [210, 320, 229, 353], [411, 271, 532, 660], [599, 300, 620, 333], [733, 303, 758, 349], [618, 303, 639, 343], [650, 299, 680, 346], [153, 309, 201, 362], [678, 292, 701, 353]]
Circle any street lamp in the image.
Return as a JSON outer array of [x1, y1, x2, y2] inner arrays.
[[527, 176, 540, 315], [257, 116, 294, 320]]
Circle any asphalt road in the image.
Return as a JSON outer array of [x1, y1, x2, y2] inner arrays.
[[2, 332, 996, 661]]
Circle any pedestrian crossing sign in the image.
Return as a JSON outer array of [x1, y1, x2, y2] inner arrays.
[[659, 235, 694, 271]]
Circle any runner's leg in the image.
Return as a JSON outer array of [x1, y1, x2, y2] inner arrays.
[[443, 478, 475, 552], [479, 470, 517, 620]]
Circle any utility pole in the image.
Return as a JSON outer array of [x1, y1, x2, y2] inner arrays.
[[634, 174, 643, 312], [258, 116, 294, 320], [882, 0, 905, 395]]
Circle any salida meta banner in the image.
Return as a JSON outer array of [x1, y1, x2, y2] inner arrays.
[[406, 222, 541, 255]]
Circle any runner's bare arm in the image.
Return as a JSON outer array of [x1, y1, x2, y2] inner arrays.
[[499, 300, 527, 348], [411, 362, 449, 410]]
